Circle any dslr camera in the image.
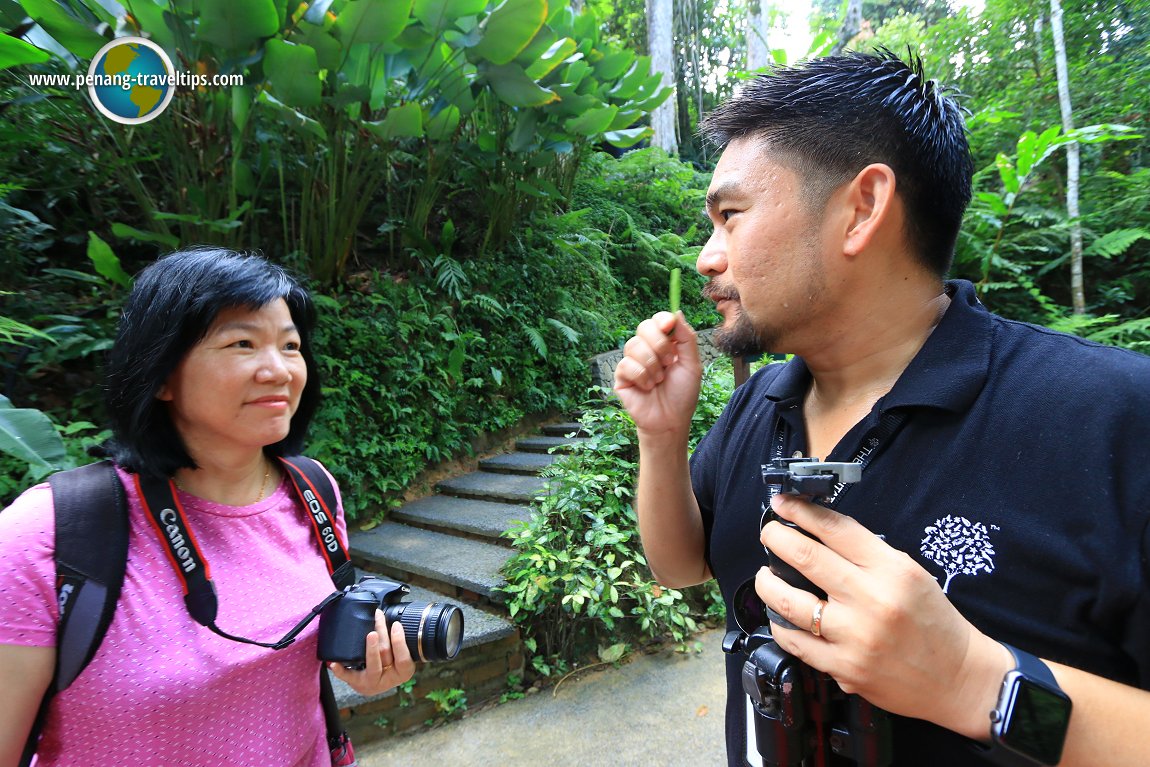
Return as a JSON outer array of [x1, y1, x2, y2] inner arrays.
[[318, 576, 464, 667]]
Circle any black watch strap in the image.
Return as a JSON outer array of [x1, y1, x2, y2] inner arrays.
[[981, 643, 1072, 767]]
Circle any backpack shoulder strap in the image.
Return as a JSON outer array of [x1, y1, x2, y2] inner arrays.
[[21, 460, 127, 767], [278, 456, 356, 590]]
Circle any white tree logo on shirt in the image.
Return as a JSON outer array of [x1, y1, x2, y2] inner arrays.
[[920, 515, 996, 593]]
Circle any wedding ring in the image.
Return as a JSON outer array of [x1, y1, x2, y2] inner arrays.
[[811, 600, 827, 637]]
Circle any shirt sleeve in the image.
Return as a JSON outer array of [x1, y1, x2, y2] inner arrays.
[[0, 482, 59, 647]]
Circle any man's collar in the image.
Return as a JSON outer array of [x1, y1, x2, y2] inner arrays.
[[762, 280, 991, 413]]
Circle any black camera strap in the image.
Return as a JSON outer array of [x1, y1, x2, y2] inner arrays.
[[135, 458, 353, 650]]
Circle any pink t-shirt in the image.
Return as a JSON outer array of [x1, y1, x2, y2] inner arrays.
[[0, 464, 350, 767]]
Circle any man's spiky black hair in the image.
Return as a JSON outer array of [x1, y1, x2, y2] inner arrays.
[[700, 49, 973, 276]]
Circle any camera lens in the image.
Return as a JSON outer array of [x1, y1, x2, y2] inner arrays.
[[384, 601, 464, 662], [732, 577, 768, 636]]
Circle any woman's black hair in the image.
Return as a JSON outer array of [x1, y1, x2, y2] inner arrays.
[[103, 247, 320, 478], [699, 49, 973, 277]]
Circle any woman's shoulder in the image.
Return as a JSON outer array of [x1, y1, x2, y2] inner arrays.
[[1, 480, 55, 539]]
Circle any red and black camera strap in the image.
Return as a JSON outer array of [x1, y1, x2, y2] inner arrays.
[[136, 456, 356, 650]]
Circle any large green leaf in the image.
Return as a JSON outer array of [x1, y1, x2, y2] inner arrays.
[[0, 397, 68, 472], [197, 0, 280, 50], [364, 101, 423, 138], [471, 0, 546, 66], [264, 39, 321, 108], [607, 107, 640, 131], [412, 0, 487, 34], [593, 49, 634, 80], [110, 222, 179, 248], [124, 0, 176, 51], [513, 25, 555, 66], [425, 104, 460, 140], [525, 36, 575, 80], [18, 0, 107, 58], [603, 126, 651, 149], [439, 60, 476, 112], [333, 0, 413, 47], [87, 232, 132, 288], [606, 57, 651, 101], [257, 91, 328, 140], [485, 62, 556, 107], [291, 23, 343, 70], [564, 105, 616, 136], [0, 30, 51, 70], [546, 89, 596, 116]]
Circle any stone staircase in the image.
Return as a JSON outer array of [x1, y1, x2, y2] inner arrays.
[[329, 420, 587, 745]]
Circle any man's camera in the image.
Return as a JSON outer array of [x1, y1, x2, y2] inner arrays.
[[730, 458, 862, 640], [317, 577, 464, 667]]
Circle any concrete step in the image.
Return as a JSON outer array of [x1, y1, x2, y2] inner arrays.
[[478, 450, 559, 475], [350, 521, 511, 605], [515, 435, 589, 454], [541, 421, 587, 437], [436, 471, 553, 504], [391, 495, 532, 541], [329, 581, 522, 744]]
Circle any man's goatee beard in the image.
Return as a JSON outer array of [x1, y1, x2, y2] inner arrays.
[[713, 313, 769, 357]]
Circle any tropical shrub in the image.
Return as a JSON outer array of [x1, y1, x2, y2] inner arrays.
[[499, 361, 735, 675]]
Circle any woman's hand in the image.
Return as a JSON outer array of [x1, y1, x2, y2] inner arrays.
[[327, 611, 416, 696]]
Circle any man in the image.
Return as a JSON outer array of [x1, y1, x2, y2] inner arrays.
[[614, 50, 1150, 766]]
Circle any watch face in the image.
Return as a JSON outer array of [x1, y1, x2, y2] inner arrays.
[[1000, 675, 1073, 764]]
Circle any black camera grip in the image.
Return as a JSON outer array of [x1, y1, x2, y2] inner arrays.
[[316, 591, 379, 668]]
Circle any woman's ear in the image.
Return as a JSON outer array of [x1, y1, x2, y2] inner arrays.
[[842, 163, 897, 257]]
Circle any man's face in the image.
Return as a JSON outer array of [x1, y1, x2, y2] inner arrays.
[[698, 137, 833, 357]]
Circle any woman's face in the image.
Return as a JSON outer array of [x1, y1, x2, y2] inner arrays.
[[157, 298, 307, 460]]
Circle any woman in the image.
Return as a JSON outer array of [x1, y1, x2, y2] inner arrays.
[[0, 248, 414, 766]]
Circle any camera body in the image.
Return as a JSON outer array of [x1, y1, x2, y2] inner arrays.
[[760, 457, 861, 498], [317, 576, 464, 668]]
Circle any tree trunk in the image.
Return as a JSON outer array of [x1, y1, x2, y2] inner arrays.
[[648, 0, 678, 155], [747, 0, 770, 72], [1050, 0, 1085, 314], [829, 0, 863, 56]]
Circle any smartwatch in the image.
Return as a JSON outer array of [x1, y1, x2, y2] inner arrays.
[[982, 643, 1072, 766]]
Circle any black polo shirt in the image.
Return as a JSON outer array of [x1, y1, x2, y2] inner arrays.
[[690, 280, 1150, 766]]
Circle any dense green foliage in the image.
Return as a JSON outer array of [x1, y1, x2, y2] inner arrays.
[[500, 362, 733, 673], [306, 146, 712, 518], [0, 145, 711, 512]]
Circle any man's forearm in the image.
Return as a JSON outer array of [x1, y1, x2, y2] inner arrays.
[[635, 429, 711, 587]]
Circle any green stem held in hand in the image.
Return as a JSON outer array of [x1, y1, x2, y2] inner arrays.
[[669, 267, 681, 315]]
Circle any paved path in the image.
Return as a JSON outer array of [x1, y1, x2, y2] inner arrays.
[[355, 627, 729, 767]]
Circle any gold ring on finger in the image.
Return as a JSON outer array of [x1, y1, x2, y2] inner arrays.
[[811, 599, 827, 637]]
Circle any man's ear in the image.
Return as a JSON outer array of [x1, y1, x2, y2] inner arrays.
[[842, 163, 897, 257]]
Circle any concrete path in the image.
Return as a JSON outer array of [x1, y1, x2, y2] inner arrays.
[[355, 626, 729, 767]]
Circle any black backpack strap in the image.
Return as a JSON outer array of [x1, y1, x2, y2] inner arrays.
[[278, 456, 357, 590], [22, 461, 127, 767]]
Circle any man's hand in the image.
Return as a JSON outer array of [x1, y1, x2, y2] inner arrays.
[[613, 311, 703, 436], [753, 493, 1009, 740], [328, 611, 417, 696]]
